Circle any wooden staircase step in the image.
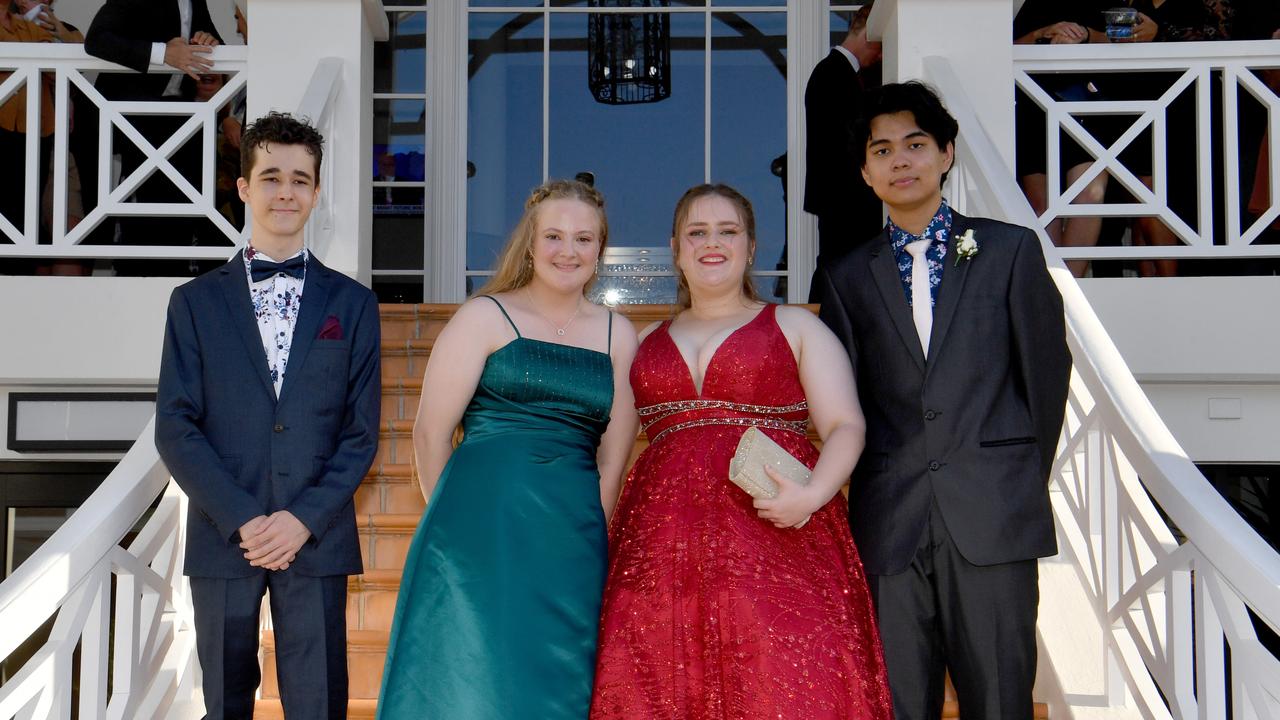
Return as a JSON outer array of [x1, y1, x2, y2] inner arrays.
[[370, 419, 415, 470], [356, 463, 424, 517], [358, 513, 420, 572], [346, 569, 403, 633], [253, 698, 378, 718], [261, 630, 389, 700]]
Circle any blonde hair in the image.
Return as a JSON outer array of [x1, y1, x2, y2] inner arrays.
[[477, 179, 609, 297], [670, 183, 760, 310]]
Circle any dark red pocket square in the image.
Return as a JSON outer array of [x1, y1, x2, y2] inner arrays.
[[318, 315, 343, 340]]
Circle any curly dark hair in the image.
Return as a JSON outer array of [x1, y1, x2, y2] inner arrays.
[[239, 111, 325, 184]]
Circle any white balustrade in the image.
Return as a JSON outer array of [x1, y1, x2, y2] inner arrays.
[[929, 55, 1280, 718], [1014, 40, 1280, 259], [0, 418, 200, 720], [0, 44, 247, 258]]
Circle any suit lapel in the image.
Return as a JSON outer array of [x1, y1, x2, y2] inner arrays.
[[277, 255, 331, 406], [868, 235, 926, 374], [218, 251, 277, 401], [926, 212, 974, 374]]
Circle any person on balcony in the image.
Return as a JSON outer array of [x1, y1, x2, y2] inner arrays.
[[803, 3, 883, 295], [84, 0, 224, 276], [155, 112, 381, 720], [377, 179, 639, 720], [812, 82, 1072, 720], [1012, 0, 1120, 278]]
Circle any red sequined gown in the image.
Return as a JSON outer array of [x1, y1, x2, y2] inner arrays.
[[591, 305, 894, 720]]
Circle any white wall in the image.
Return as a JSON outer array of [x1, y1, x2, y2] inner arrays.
[[0, 277, 180, 385], [1080, 277, 1280, 463]]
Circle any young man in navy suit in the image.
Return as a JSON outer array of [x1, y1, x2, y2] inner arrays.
[[156, 112, 381, 719], [813, 83, 1071, 719]]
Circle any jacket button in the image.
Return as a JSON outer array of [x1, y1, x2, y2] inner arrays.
[[928, 461, 940, 471], [273, 424, 284, 433], [925, 410, 938, 421]]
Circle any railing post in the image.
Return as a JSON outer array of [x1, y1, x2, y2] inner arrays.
[[868, 0, 1016, 173], [245, 0, 388, 283]]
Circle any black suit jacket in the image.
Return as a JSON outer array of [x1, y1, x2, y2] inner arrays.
[[155, 252, 381, 578], [814, 212, 1071, 574], [803, 49, 884, 258], [86, 0, 222, 101]]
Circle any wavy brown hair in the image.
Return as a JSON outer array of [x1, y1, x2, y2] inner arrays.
[[477, 179, 609, 297], [670, 183, 760, 310]]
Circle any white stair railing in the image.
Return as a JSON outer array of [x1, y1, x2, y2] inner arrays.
[[926, 55, 1280, 719], [0, 44, 247, 259], [1012, 40, 1280, 260], [0, 418, 199, 720]]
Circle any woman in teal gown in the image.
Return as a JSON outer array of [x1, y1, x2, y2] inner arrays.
[[376, 180, 639, 719]]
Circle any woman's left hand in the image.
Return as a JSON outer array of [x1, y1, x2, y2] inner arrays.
[[753, 465, 820, 529]]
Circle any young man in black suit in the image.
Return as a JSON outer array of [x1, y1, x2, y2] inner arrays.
[[813, 82, 1071, 719], [85, 0, 224, 274], [803, 2, 883, 296], [156, 113, 380, 719]]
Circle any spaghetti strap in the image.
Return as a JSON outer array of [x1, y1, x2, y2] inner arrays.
[[480, 295, 522, 338], [607, 312, 614, 354]]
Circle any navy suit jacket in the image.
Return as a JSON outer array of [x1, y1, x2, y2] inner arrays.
[[155, 251, 381, 578], [814, 212, 1071, 574]]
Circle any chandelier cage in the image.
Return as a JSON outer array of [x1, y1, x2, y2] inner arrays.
[[587, 0, 672, 105]]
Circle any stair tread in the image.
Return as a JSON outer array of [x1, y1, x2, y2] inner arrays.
[[254, 698, 377, 719], [360, 513, 420, 529]]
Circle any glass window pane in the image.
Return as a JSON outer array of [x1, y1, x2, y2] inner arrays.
[[470, 0, 538, 7], [713, 0, 783, 6], [375, 11, 427, 94], [548, 11, 704, 251], [373, 275, 425, 304], [372, 186, 425, 271], [8, 508, 75, 576], [829, 9, 853, 44], [468, 12, 545, 273], [374, 99, 427, 180], [711, 12, 786, 279]]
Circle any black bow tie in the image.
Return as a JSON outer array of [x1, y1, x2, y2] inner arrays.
[[250, 254, 306, 283]]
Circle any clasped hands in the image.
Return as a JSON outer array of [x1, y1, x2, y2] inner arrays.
[[752, 466, 821, 530], [239, 511, 311, 571], [163, 32, 220, 80]]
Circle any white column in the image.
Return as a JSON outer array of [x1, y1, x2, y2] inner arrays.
[[245, 0, 388, 282], [786, 0, 827, 303], [868, 0, 1016, 172], [424, 0, 468, 303]]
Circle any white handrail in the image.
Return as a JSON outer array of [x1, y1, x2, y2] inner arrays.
[[926, 55, 1280, 718], [0, 44, 248, 258], [0, 418, 199, 719]]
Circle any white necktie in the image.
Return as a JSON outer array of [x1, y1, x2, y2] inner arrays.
[[906, 239, 933, 357]]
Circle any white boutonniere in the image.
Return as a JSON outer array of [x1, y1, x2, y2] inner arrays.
[[953, 229, 978, 266]]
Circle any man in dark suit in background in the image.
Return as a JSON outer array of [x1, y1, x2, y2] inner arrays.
[[813, 82, 1071, 719], [86, 0, 224, 274], [803, 2, 883, 299], [156, 113, 381, 719]]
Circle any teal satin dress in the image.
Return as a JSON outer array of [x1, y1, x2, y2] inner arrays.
[[377, 296, 614, 720]]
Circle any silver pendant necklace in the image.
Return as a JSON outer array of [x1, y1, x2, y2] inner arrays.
[[525, 288, 583, 336]]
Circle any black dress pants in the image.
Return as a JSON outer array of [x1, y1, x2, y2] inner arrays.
[[865, 499, 1039, 720], [189, 572, 348, 720]]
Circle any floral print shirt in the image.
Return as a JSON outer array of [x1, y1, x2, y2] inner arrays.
[[889, 200, 952, 308], [243, 245, 307, 397]]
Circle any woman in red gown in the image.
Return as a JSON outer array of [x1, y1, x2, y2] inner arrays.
[[591, 184, 893, 720]]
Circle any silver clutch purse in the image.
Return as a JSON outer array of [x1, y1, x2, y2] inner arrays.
[[728, 426, 812, 499]]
